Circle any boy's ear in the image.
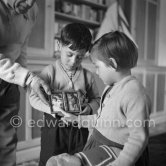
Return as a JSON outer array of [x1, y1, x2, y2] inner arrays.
[[57, 40, 62, 51], [109, 58, 117, 69]]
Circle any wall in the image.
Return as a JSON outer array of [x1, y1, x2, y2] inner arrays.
[[158, 0, 166, 66]]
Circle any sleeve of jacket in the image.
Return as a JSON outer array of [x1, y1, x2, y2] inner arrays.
[[29, 65, 54, 114], [0, 3, 38, 87], [0, 53, 29, 86]]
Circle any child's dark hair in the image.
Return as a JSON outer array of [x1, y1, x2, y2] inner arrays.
[[90, 31, 138, 70], [60, 23, 92, 52]]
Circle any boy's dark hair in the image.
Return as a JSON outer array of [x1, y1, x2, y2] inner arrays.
[[60, 23, 92, 52], [90, 31, 138, 70]]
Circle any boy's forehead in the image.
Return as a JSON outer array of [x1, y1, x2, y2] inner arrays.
[[63, 45, 86, 54]]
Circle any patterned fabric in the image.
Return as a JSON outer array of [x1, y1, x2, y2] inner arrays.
[[76, 145, 117, 166]]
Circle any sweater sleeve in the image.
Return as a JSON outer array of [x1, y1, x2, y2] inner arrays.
[[0, 4, 38, 87], [0, 54, 29, 87], [112, 92, 151, 166], [29, 65, 53, 114], [0, 34, 31, 87], [85, 70, 100, 114]]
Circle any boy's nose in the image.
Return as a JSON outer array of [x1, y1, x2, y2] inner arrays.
[[25, 0, 35, 6], [96, 69, 99, 75], [26, 0, 35, 6], [70, 56, 77, 65]]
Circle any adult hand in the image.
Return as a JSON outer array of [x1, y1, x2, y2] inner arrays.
[[26, 72, 51, 105], [14, 0, 36, 14], [79, 104, 92, 115]]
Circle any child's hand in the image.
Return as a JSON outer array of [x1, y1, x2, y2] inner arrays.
[[79, 104, 92, 115], [61, 113, 78, 124], [52, 106, 67, 117]]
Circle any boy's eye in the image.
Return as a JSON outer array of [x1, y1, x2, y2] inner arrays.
[[77, 55, 83, 60], [67, 54, 73, 57], [94, 64, 98, 68]]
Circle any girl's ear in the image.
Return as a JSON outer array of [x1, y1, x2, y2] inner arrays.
[[109, 58, 117, 69]]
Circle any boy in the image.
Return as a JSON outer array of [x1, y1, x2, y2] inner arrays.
[[49, 31, 151, 166], [29, 23, 100, 166]]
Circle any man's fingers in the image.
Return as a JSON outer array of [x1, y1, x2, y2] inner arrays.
[[37, 89, 49, 105], [40, 81, 51, 95]]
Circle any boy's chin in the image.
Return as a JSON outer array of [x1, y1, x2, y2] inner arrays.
[[68, 66, 77, 71], [15, 7, 29, 14], [46, 153, 81, 166]]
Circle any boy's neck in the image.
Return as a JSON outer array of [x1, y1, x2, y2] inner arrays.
[[60, 62, 77, 80], [114, 70, 131, 84]]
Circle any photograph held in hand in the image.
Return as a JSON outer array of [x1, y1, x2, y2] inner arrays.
[[48, 90, 82, 116]]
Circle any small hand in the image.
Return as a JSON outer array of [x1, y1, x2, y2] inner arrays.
[[52, 106, 68, 117], [61, 112, 78, 124], [79, 104, 92, 115]]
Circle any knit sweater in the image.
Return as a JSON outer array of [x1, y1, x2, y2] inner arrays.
[[95, 75, 151, 166], [29, 59, 100, 115]]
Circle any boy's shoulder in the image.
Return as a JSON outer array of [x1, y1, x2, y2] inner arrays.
[[121, 76, 149, 101], [121, 76, 151, 113], [45, 59, 60, 69], [81, 66, 95, 78], [42, 60, 60, 74], [124, 76, 145, 92]]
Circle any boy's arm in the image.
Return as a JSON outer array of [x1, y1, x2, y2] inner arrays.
[[111, 93, 151, 166], [86, 74, 100, 114], [85, 71, 100, 114]]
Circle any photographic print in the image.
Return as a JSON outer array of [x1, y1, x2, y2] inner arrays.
[[49, 91, 65, 114], [65, 91, 81, 114], [49, 91, 82, 115]]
